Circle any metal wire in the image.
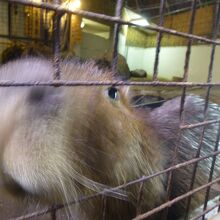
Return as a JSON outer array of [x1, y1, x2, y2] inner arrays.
[[202, 123, 220, 220], [101, 196, 107, 220], [9, 149, 220, 220], [53, 0, 61, 80], [1, 80, 220, 87], [6, 0, 220, 45], [184, 1, 220, 218], [135, 177, 145, 216], [153, 0, 166, 81], [111, 0, 124, 74], [1, 0, 220, 219], [190, 200, 220, 220], [133, 176, 220, 220]]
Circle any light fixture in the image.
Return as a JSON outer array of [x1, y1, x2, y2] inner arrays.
[[125, 8, 150, 27], [131, 18, 149, 27], [80, 21, 85, 28], [64, 0, 81, 10]]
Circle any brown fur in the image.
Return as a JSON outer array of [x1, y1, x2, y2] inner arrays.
[[0, 58, 219, 219]]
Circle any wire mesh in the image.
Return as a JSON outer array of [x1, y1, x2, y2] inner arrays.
[[0, 0, 220, 220]]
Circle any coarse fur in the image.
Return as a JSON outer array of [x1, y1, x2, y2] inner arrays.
[[0, 58, 219, 219]]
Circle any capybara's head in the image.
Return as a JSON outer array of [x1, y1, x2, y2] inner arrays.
[[0, 58, 166, 219]]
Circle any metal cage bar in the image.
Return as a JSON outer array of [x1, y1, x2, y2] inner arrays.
[[202, 122, 220, 220], [111, 0, 124, 74], [134, 176, 220, 220], [152, 0, 166, 81], [5, 0, 220, 45], [11, 149, 220, 220], [1, 80, 220, 87], [0, 0, 220, 220], [184, 1, 220, 218], [202, 1, 220, 218], [53, 0, 61, 80]]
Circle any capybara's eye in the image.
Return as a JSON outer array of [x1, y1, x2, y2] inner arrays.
[[107, 87, 119, 100]]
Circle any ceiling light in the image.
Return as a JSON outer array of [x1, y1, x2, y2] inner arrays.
[[32, 0, 42, 2], [64, 0, 81, 10], [125, 8, 150, 27], [131, 19, 149, 27], [80, 21, 85, 28]]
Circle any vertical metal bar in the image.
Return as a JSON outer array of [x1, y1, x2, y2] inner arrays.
[[161, 0, 197, 212], [182, 0, 197, 82], [153, 0, 166, 81], [40, 0, 44, 41], [181, 1, 198, 218], [136, 179, 144, 216], [53, 0, 61, 80], [218, 196, 220, 213], [8, 2, 11, 38], [112, 0, 124, 74], [135, 0, 140, 11], [202, 1, 220, 219], [185, 1, 220, 219], [184, 123, 207, 220], [162, 87, 186, 219], [161, 0, 197, 219], [206, 0, 220, 85], [102, 195, 107, 220], [202, 123, 220, 219], [50, 207, 56, 220]]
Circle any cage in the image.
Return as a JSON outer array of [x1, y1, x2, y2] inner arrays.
[[0, 0, 220, 220]]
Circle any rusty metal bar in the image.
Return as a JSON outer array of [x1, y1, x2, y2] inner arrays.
[[182, 0, 197, 82], [152, 0, 166, 81], [180, 119, 220, 130], [135, 0, 140, 11], [185, 1, 220, 217], [218, 197, 220, 213], [9, 206, 60, 220], [1, 80, 220, 87], [112, 0, 124, 74], [8, 2, 11, 38], [50, 208, 56, 220], [202, 2, 220, 218], [201, 123, 220, 219], [184, 107, 208, 217], [101, 195, 107, 220], [2, 0, 220, 220], [53, 0, 61, 80], [164, 87, 186, 218], [132, 176, 220, 220], [6, 0, 220, 45], [165, 1, 198, 219], [135, 178, 145, 216]]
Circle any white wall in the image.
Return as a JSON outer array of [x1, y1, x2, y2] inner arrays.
[[118, 33, 127, 57], [123, 41, 220, 83]]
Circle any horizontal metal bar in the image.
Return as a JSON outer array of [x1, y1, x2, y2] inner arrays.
[[6, 0, 220, 45], [133, 176, 220, 220], [180, 119, 220, 130], [0, 80, 220, 87], [9, 206, 59, 220]]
